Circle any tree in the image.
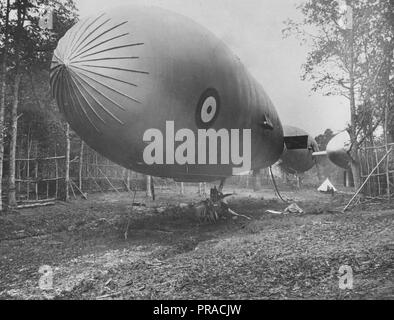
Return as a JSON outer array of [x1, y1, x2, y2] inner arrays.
[[315, 128, 334, 151], [0, 0, 77, 209], [0, 0, 11, 211], [284, 0, 394, 190], [7, 0, 27, 208]]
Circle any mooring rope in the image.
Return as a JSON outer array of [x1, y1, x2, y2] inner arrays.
[[269, 166, 290, 203]]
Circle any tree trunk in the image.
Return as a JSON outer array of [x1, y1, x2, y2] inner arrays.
[[65, 123, 70, 201], [8, 72, 22, 208], [79, 140, 84, 190], [347, 3, 362, 191], [349, 72, 362, 190], [383, 40, 393, 201], [0, 0, 11, 211]]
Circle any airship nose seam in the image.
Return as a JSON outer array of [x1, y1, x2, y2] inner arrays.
[[67, 68, 125, 125], [54, 65, 92, 130], [70, 18, 112, 59], [50, 66, 64, 108], [77, 42, 145, 60], [78, 64, 148, 75], [67, 13, 107, 59], [69, 63, 138, 89], [50, 60, 117, 134], [50, 63, 62, 74], [70, 21, 130, 60], [70, 56, 140, 64], [71, 32, 130, 61], [70, 66, 141, 106], [66, 68, 107, 124], [65, 17, 94, 57], [63, 67, 103, 132]]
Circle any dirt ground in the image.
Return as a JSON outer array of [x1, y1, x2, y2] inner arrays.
[[0, 185, 393, 300]]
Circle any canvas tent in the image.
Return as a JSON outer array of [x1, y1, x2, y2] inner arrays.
[[318, 178, 337, 192]]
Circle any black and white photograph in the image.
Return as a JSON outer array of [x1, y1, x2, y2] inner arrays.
[[0, 0, 393, 305]]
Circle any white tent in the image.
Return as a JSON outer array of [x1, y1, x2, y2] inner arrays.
[[318, 178, 337, 192]]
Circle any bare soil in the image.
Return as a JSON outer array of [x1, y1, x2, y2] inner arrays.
[[0, 185, 393, 300]]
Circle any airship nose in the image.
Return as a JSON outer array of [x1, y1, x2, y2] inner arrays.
[[50, 13, 147, 135], [50, 58, 71, 116], [50, 52, 115, 134], [326, 131, 352, 169]]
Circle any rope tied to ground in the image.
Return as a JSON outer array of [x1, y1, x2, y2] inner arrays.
[[269, 166, 291, 203]]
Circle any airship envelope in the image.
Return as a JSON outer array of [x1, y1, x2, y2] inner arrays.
[[50, 5, 285, 182]]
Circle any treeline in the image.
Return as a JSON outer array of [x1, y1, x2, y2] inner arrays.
[[0, 0, 78, 210], [285, 0, 394, 189]]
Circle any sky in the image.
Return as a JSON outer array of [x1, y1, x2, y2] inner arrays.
[[74, 0, 350, 137]]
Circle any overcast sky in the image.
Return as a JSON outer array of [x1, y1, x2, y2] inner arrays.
[[74, 0, 349, 137]]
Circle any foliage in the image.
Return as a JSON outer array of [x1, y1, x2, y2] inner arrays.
[[1, 0, 78, 69], [0, 0, 78, 150], [284, 0, 394, 142], [315, 128, 334, 150]]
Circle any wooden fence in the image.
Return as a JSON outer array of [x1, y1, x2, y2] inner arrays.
[[12, 137, 147, 204], [359, 143, 394, 198]]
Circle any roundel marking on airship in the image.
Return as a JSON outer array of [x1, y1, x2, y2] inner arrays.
[[195, 88, 220, 129]]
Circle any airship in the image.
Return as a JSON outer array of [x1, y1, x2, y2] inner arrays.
[[312, 131, 352, 170], [278, 125, 319, 175], [51, 5, 311, 182]]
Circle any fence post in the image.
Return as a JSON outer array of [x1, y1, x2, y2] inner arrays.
[[79, 140, 84, 191], [180, 182, 184, 195], [344, 148, 392, 212], [146, 175, 152, 197], [65, 123, 70, 201]]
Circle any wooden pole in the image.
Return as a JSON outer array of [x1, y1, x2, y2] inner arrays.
[[95, 152, 98, 180], [35, 143, 38, 200], [365, 143, 371, 194], [70, 179, 87, 199], [146, 175, 152, 198], [69, 180, 76, 199], [87, 170, 104, 193], [384, 100, 391, 202], [373, 146, 381, 195], [198, 182, 207, 197], [16, 155, 20, 196], [55, 145, 58, 199], [17, 202, 56, 209], [7, 3, 25, 209], [8, 72, 21, 208], [97, 166, 120, 194], [65, 123, 70, 201], [26, 135, 31, 200], [123, 169, 131, 192], [79, 140, 84, 191], [127, 170, 131, 191], [180, 182, 184, 195], [344, 148, 392, 212], [0, 0, 10, 212]]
